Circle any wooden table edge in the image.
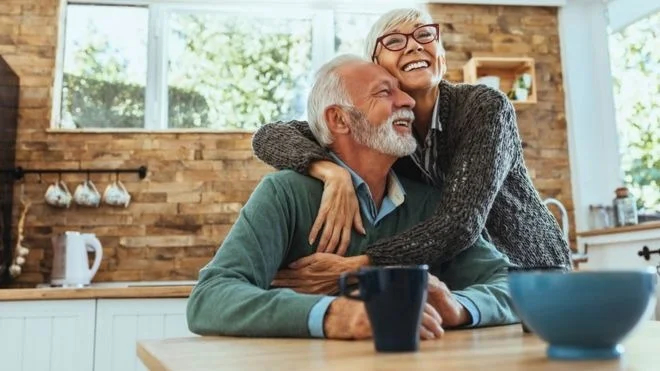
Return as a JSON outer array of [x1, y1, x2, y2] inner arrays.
[[137, 340, 169, 371]]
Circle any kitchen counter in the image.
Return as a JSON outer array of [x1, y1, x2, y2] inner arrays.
[[577, 221, 660, 238], [0, 281, 196, 301]]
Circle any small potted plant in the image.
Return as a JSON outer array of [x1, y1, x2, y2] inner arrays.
[[507, 73, 532, 101]]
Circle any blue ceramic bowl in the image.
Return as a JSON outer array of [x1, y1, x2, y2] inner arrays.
[[508, 268, 657, 360]]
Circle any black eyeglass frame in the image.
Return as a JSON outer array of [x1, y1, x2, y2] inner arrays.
[[371, 23, 440, 61]]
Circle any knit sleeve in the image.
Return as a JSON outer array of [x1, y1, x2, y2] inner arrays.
[[251, 120, 333, 174], [365, 92, 519, 265]]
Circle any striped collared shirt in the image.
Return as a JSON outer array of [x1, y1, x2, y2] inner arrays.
[[329, 152, 406, 226], [410, 97, 444, 187]]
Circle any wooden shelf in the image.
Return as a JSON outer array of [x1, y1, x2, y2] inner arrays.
[[462, 57, 537, 106], [576, 221, 660, 238]]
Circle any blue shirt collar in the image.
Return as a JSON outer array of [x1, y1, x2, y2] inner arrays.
[[328, 152, 405, 225]]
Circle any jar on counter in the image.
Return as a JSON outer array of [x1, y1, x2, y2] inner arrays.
[[605, 206, 615, 227], [589, 204, 611, 230], [613, 187, 639, 227]]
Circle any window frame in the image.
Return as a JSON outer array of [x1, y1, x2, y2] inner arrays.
[[51, 0, 397, 131]]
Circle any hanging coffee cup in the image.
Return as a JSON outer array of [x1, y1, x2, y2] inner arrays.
[[74, 174, 101, 207], [44, 177, 72, 208], [103, 173, 131, 208]]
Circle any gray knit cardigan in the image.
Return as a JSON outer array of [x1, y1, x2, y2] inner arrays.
[[251, 80, 572, 269]]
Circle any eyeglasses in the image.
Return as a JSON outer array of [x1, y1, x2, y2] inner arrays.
[[371, 24, 440, 61]]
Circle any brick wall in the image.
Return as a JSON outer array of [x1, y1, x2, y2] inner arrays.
[[428, 3, 574, 247], [2, 1, 574, 287]]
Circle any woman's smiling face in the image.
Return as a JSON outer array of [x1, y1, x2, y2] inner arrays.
[[372, 21, 446, 93]]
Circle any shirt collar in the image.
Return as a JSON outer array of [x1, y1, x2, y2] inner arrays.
[[328, 152, 406, 207], [431, 94, 443, 132]]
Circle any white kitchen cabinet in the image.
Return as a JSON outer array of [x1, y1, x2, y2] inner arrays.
[[94, 298, 194, 371], [0, 299, 96, 371], [577, 226, 660, 320]]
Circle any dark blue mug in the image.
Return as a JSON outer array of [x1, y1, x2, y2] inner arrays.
[[338, 265, 428, 352]]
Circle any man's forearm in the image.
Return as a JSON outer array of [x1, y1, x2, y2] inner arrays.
[[451, 278, 518, 327], [452, 293, 479, 327], [308, 296, 336, 337], [187, 268, 325, 338]]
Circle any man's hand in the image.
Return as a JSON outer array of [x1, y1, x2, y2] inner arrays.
[[426, 274, 471, 328], [324, 298, 444, 340], [323, 297, 372, 340], [271, 253, 369, 295], [420, 302, 445, 339]]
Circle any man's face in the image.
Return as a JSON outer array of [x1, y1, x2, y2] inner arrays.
[[339, 63, 418, 157]]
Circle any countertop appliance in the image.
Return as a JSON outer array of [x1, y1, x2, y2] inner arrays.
[[51, 231, 104, 287]]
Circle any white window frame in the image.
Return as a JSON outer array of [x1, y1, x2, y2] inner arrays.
[[51, 0, 416, 131], [559, 0, 659, 238]]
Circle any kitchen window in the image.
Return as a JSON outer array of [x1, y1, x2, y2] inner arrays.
[[609, 10, 660, 217], [55, 1, 390, 131]]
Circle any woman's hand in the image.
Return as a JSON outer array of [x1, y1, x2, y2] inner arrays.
[[308, 161, 366, 255]]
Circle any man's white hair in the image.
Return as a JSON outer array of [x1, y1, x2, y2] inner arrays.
[[307, 54, 368, 147], [364, 8, 445, 61]]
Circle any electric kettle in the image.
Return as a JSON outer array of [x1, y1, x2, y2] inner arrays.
[[51, 231, 103, 287]]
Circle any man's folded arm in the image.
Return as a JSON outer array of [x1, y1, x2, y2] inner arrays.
[[442, 238, 520, 327], [186, 175, 328, 338]]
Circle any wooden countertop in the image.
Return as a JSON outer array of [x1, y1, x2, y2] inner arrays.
[[0, 285, 193, 301], [577, 221, 660, 238], [137, 321, 660, 371]]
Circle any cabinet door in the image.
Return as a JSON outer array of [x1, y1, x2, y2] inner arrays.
[[94, 298, 195, 371], [0, 299, 96, 371], [580, 237, 660, 319]]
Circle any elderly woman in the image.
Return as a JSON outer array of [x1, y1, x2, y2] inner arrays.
[[251, 8, 571, 269]]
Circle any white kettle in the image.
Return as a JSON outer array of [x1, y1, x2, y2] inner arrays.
[[51, 231, 103, 287]]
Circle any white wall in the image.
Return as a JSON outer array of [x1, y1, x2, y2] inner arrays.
[[558, 0, 621, 235]]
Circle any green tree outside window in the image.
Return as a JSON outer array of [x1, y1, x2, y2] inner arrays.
[[609, 11, 660, 213]]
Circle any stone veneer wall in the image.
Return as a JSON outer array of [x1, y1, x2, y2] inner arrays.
[[1, 1, 573, 287]]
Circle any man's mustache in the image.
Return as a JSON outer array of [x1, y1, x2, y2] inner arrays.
[[387, 109, 415, 126]]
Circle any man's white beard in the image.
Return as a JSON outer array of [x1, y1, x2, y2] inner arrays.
[[347, 108, 418, 157]]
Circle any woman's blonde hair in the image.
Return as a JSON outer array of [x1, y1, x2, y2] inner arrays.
[[364, 8, 445, 61]]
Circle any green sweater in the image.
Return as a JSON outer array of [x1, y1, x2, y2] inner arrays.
[[186, 170, 518, 338]]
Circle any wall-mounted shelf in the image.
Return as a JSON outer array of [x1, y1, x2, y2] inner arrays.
[[462, 57, 537, 106]]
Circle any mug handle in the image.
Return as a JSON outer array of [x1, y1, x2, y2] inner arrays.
[[86, 179, 100, 195], [116, 179, 128, 193], [338, 271, 363, 301], [58, 180, 71, 196]]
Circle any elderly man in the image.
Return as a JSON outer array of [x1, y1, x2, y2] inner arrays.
[[186, 54, 518, 340]]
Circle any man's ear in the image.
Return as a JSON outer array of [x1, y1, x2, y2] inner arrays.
[[324, 106, 350, 136]]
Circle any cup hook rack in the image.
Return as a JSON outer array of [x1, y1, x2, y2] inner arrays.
[[2, 166, 148, 181]]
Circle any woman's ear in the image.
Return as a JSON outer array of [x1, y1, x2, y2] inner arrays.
[[324, 106, 350, 135]]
